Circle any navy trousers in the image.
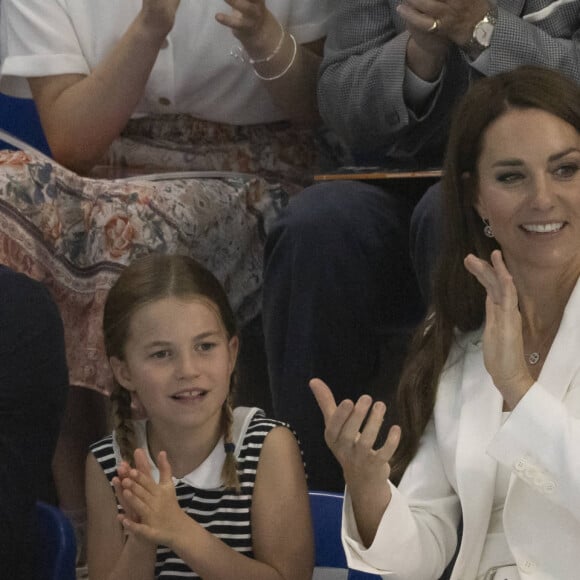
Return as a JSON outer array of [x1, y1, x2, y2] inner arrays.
[[0, 267, 68, 579], [263, 179, 442, 490]]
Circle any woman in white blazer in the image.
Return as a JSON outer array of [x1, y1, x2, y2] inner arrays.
[[311, 66, 580, 580]]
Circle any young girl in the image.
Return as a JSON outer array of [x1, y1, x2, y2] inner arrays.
[[86, 254, 313, 580]]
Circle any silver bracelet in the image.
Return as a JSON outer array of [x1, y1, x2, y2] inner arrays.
[[249, 20, 285, 64], [253, 33, 297, 81]]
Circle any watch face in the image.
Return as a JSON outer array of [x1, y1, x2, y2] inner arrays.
[[474, 21, 494, 46]]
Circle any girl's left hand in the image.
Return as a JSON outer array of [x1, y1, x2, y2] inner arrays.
[[112, 460, 141, 524], [216, 0, 280, 52], [464, 249, 534, 408], [119, 449, 191, 547]]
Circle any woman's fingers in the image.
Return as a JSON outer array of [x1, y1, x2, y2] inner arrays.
[[311, 378, 384, 448], [309, 378, 338, 423], [376, 425, 402, 464], [310, 378, 397, 478], [465, 250, 518, 312], [357, 400, 387, 450], [324, 398, 354, 444], [216, 0, 264, 31], [310, 378, 368, 445], [464, 253, 500, 301], [490, 250, 518, 309], [337, 394, 373, 445]]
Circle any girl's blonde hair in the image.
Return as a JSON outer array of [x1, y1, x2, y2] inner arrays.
[[104, 254, 240, 491]]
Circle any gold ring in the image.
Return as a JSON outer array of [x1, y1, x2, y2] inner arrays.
[[427, 18, 441, 33]]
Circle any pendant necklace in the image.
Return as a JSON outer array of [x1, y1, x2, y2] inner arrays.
[[524, 315, 562, 366], [525, 351, 541, 365]]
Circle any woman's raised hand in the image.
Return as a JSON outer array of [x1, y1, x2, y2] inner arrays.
[[310, 378, 401, 490], [216, 0, 281, 54], [140, 0, 181, 37], [311, 379, 401, 547], [464, 249, 534, 408]]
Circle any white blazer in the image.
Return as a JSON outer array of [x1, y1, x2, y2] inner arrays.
[[342, 279, 580, 580]]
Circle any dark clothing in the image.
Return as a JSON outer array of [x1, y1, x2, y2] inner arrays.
[[0, 266, 68, 579], [264, 0, 580, 502], [263, 180, 441, 490]]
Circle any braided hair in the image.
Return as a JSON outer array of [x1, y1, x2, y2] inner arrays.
[[103, 254, 241, 490]]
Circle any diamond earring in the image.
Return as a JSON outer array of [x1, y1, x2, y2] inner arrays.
[[482, 218, 494, 238]]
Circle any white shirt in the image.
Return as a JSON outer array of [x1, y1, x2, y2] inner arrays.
[[0, 0, 333, 124]]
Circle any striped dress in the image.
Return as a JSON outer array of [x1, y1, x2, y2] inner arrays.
[[90, 407, 287, 578]]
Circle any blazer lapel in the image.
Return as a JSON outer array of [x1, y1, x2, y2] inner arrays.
[[537, 278, 580, 400], [452, 338, 503, 580]]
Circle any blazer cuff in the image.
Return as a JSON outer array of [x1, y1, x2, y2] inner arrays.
[[342, 482, 416, 574]]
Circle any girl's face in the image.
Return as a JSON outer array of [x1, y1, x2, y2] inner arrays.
[[111, 296, 238, 433], [475, 107, 580, 278]]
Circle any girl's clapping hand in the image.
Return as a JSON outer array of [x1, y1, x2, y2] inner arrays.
[[112, 460, 143, 525], [118, 448, 191, 548]]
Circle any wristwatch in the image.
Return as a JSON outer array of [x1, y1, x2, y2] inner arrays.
[[464, 6, 498, 58]]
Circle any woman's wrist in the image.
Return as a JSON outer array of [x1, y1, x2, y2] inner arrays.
[[239, 13, 284, 60], [248, 20, 285, 64], [135, 8, 175, 42], [253, 33, 297, 81]]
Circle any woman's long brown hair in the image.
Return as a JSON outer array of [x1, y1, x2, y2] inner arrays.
[[390, 66, 580, 480]]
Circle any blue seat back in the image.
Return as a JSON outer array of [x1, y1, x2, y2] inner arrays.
[[0, 93, 50, 154], [36, 501, 77, 580], [309, 491, 380, 580]]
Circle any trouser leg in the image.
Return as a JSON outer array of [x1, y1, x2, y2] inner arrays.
[[409, 180, 443, 303], [263, 180, 423, 490]]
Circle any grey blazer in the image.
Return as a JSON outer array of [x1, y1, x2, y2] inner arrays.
[[319, 0, 580, 164]]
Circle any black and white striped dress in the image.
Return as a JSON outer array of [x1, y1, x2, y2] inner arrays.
[[90, 407, 287, 578]]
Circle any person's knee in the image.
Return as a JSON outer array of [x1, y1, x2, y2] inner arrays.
[[410, 181, 442, 238], [410, 181, 443, 302], [271, 180, 385, 245]]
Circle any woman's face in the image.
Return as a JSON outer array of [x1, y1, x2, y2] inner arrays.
[[475, 107, 580, 277]]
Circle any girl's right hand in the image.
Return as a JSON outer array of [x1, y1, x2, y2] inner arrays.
[[310, 378, 401, 491], [140, 0, 182, 37], [112, 451, 153, 527]]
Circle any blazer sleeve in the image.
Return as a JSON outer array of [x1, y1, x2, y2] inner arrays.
[[318, 0, 580, 164], [476, 6, 580, 80], [341, 419, 461, 580], [487, 379, 580, 523]]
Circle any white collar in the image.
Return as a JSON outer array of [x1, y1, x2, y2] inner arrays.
[[112, 407, 260, 489]]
